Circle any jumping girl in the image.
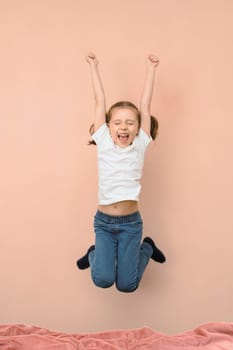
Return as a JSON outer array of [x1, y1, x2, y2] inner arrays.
[[76, 52, 166, 292]]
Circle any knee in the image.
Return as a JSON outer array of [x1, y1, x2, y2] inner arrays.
[[92, 275, 115, 289], [116, 281, 138, 293]]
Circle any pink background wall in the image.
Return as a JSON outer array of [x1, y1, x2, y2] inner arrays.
[[0, 0, 232, 334]]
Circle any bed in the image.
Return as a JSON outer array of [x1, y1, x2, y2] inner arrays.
[[0, 322, 232, 349]]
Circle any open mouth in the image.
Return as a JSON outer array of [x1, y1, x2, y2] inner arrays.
[[118, 134, 129, 143]]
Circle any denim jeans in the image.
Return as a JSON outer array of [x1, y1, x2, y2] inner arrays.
[[88, 210, 153, 292]]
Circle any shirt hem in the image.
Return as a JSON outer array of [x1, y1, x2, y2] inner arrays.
[[98, 198, 140, 205]]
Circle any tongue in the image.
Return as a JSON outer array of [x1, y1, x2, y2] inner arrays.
[[119, 135, 128, 143]]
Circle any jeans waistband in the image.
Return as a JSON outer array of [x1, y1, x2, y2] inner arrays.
[[95, 210, 141, 224]]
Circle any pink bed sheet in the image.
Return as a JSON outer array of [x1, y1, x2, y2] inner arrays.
[[0, 322, 232, 349]]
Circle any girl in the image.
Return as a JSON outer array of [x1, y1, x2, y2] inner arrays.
[[76, 53, 166, 293]]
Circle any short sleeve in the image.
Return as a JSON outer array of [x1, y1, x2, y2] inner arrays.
[[136, 128, 152, 148], [91, 123, 109, 145]]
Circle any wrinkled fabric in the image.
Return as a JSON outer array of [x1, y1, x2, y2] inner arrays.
[[0, 323, 232, 349]]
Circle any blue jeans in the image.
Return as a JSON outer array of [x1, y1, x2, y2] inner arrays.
[[88, 210, 153, 292]]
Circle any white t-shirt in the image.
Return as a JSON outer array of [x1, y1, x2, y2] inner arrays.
[[92, 123, 152, 205]]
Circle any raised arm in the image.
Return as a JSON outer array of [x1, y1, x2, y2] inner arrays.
[[140, 54, 159, 136], [86, 52, 106, 132]]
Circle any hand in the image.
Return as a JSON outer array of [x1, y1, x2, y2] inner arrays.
[[86, 52, 99, 65], [146, 54, 159, 68]]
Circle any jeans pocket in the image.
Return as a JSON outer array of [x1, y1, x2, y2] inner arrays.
[[124, 220, 143, 235], [94, 218, 109, 233]]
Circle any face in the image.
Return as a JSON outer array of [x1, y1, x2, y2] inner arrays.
[[108, 107, 140, 148]]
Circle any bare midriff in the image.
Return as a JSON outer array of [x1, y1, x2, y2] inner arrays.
[[98, 200, 138, 216]]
